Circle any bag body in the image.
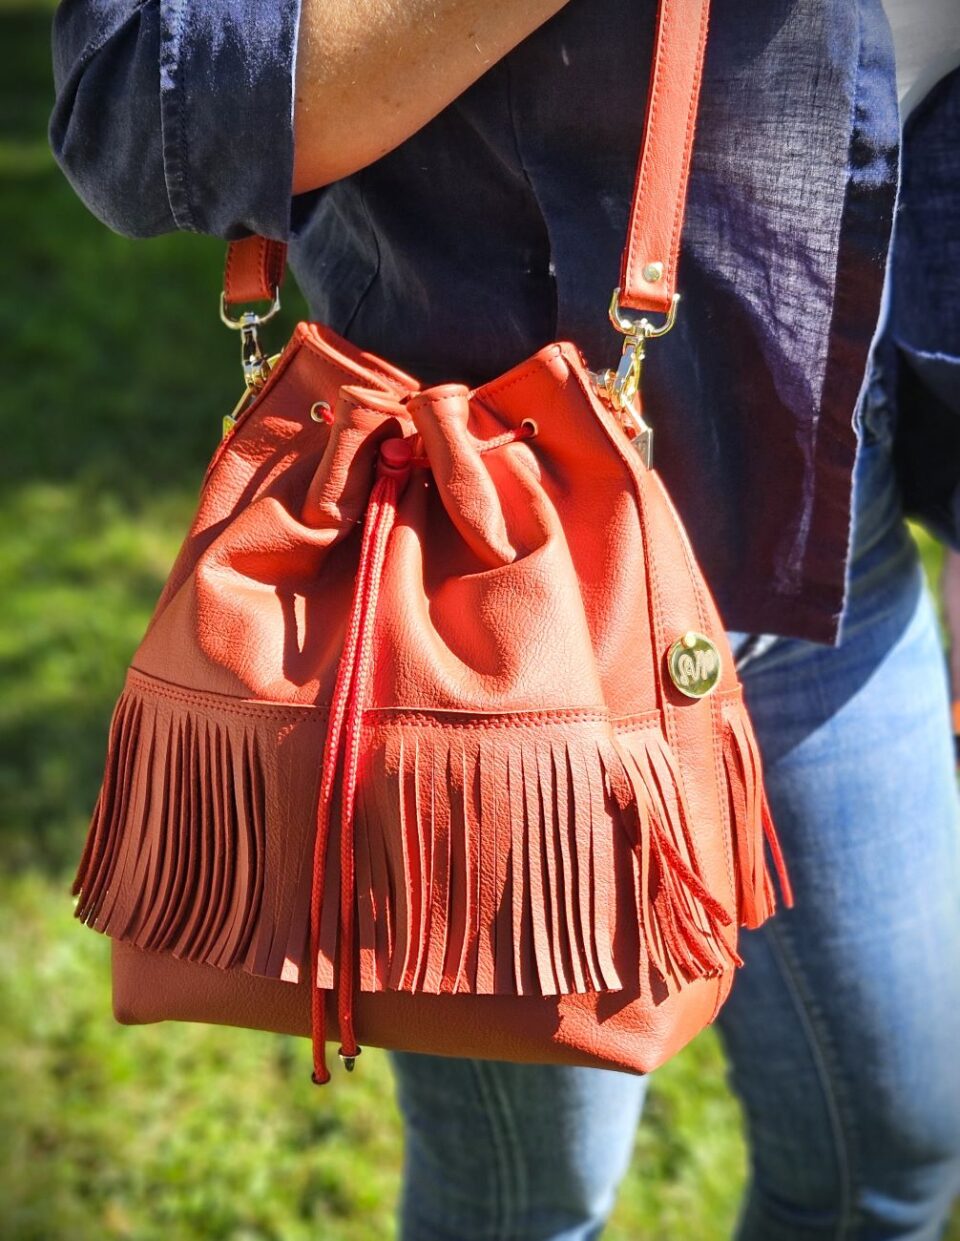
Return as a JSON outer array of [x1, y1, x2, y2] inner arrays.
[[70, 0, 791, 1085]]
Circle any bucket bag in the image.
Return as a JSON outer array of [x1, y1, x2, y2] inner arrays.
[[70, 0, 791, 1086]]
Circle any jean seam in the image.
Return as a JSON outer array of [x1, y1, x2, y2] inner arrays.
[[470, 1059, 527, 1240], [763, 919, 862, 1239]]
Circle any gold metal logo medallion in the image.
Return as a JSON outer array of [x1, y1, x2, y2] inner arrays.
[[667, 631, 721, 699]]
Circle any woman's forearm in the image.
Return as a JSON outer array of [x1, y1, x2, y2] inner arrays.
[[293, 0, 569, 192]]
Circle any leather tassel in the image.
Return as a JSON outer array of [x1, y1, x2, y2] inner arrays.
[[605, 729, 741, 989], [721, 698, 794, 928]]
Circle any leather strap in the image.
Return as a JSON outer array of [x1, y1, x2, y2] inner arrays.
[[222, 0, 710, 317], [618, 0, 710, 314], [222, 234, 287, 307]]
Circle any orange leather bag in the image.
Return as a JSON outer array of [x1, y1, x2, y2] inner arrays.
[[70, 0, 791, 1085]]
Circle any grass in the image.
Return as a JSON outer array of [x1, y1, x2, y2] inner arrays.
[[0, 3, 954, 1238]]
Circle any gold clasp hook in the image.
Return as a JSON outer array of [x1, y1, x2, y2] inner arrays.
[[218, 290, 282, 437], [606, 287, 679, 410], [219, 290, 281, 390], [591, 288, 680, 467]]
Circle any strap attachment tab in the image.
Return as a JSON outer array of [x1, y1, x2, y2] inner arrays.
[[617, 0, 711, 314]]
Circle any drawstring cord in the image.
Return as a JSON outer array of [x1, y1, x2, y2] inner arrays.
[[308, 421, 536, 1085], [309, 435, 413, 1083]]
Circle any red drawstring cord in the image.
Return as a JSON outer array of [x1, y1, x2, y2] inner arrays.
[[308, 421, 534, 1084], [309, 436, 413, 1084]]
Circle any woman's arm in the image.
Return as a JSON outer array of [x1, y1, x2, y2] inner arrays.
[[50, 1, 303, 239], [292, 0, 569, 192], [50, 0, 567, 239]]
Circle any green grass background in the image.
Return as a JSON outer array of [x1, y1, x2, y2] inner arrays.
[[1, 3, 956, 1238]]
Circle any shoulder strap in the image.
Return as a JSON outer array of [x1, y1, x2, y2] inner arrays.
[[223, 233, 287, 307], [222, 0, 710, 319], [618, 0, 710, 314]]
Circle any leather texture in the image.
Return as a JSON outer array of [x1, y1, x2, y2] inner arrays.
[[223, 235, 287, 307], [70, 0, 792, 1085], [74, 324, 790, 1082], [618, 0, 710, 313]]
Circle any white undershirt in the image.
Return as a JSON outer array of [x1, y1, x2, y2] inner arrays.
[[881, 0, 960, 119]]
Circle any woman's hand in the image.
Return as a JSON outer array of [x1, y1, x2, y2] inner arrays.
[[293, 0, 570, 192]]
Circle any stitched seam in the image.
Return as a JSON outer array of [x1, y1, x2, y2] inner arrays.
[[224, 239, 281, 305], [625, 0, 669, 284], [623, 0, 708, 306], [669, 480, 732, 914], [476, 1057, 538, 1241], [298, 323, 418, 388], [665, 0, 709, 285], [125, 670, 664, 730], [160, 0, 197, 232], [798, 0, 872, 613], [126, 670, 329, 720], [474, 345, 565, 403], [373, 710, 615, 726], [764, 920, 860, 1238], [636, 480, 667, 718], [410, 391, 472, 408], [560, 363, 671, 719], [468, 1060, 515, 1239], [273, 243, 287, 290], [224, 242, 238, 303], [175, 0, 193, 228], [366, 710, 664, 729], [659, 489, 735, 973]]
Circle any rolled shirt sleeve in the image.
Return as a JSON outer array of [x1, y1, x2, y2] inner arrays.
[[49, 0, 302, 241]]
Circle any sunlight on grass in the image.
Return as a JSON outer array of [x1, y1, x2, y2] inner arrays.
[[1, 874, 403, 1241]]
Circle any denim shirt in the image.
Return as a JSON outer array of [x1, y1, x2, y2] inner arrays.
[[49, 0, 954, 644]]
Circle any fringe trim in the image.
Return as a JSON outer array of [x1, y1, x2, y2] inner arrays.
[[352, 728, 627, 996], [73, 679, 782, 998], [72, 688, 284, 973], [604, 730, 742, 988], [721, 698, 794, 928]]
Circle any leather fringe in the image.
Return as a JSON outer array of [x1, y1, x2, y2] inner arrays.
[[721, 697, 794, 928], [73, 680, 786, 999], [71, 686, 284, 974], [352, 727, 627, 997], [605, 729, 742, 988]]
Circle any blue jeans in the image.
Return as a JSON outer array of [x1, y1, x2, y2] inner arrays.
[[387, 385, 960, 1240]]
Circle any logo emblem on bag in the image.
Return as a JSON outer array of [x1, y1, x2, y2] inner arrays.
[[667, 631, 721, 699]]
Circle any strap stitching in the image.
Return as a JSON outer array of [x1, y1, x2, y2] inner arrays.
[[224, 241, 238, 303], [665, 0, 709, 287], [627, 0, 670, 286], [622, 0, 709, 309]]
